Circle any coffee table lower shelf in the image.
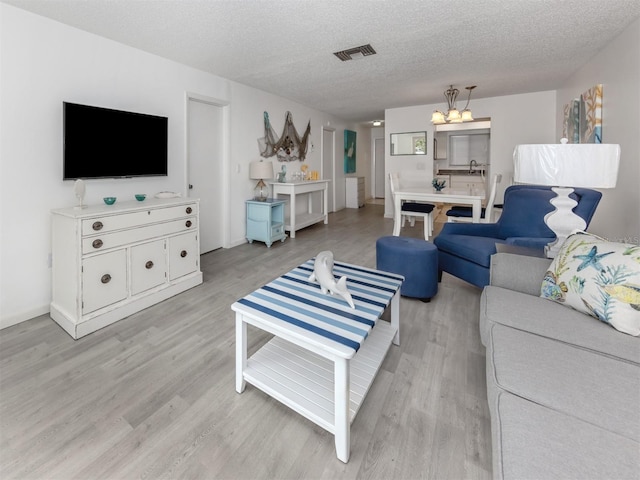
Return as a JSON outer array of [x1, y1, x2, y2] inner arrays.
[[243, 320, 397, 435]]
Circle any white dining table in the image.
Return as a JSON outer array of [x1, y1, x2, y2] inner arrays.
[[392, 187, 485, 236]]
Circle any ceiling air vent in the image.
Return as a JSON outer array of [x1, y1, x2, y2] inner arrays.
[[333, 44, 376, 61]]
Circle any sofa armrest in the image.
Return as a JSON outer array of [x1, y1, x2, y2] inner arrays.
[[506, 237, 555, 249], [489, 253, 552, 296]]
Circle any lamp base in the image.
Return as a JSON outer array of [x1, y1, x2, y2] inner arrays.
[[253, 179, 269, 202], [543, 187, 586, 258]]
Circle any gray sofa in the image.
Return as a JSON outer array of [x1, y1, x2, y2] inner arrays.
[[480, 253, 640, 480]]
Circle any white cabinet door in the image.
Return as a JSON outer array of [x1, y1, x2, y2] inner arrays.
[[82, 250, 127, 314], [131, 240, 167, 295], [168, 232, 199, 281]]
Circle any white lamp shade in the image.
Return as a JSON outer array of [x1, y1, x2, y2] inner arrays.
[[431, 110, 445, 124], [446, 109, 461, 122], [249, 160, 273, 180], [461, 109, 474, 121], [513, 144, 620, 188]]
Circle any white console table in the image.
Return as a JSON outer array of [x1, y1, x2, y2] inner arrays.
[[268, 180, 329, 238]]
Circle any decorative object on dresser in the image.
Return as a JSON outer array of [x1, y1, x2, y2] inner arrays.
[[103, 197, 117, 205], [250, 160, 273, 201], [50, 198, 203, 339], [135, 194, 146, 201], [73, 179, 86, 209], [513, 142, 620, 258], [245, 198, 286, 247]]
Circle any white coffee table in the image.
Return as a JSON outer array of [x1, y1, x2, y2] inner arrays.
[[232, 258, 403, 462]]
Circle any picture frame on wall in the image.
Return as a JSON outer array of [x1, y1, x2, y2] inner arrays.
[[562, 84, 603, 144], [344, 130, 357, 173]]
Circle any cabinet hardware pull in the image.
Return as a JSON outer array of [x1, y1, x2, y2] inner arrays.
[[185, 220, 192, 228], [180, 250, 188, 258], [101, 274, 111, 284], [92, 221, 103, 231], [145, 261, 154, 269], [92, 239, 103, 249], [186, 207, 192, 214]]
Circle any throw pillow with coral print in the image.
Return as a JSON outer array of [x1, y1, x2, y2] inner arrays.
[[540, 232, 640, 336]]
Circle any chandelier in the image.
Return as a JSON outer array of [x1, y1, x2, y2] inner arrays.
[[431, 85, 476, 124]]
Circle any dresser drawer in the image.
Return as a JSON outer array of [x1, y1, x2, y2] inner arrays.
[[168, 232, 199, 280], [81, 203, 197, 235], [82, 250, 127, 314], [82, 218, 197, 254], [131, 239, 167, 295], [271, 224, 284, 237]]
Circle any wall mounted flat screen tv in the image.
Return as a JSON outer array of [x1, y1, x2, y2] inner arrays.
[[63, 102, 168, 180]]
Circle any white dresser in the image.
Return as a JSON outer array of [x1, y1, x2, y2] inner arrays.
[[50, 198, 203, 339], [345, 176, 365, 208]]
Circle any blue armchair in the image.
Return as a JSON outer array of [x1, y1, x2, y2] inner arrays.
[[433, 185, 602, 288]]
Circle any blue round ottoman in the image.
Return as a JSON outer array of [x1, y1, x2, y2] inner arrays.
[[376, 236, 438, 302]]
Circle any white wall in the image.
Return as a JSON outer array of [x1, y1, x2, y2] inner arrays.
[[384, 91, 557, 217], [556, 17, 640, 243], [0, 4, 353, 328]]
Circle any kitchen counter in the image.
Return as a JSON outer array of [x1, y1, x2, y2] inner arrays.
[[437, 168, 485, 176]]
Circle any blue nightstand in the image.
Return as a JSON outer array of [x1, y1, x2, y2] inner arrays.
[[246, 198, 287, 247]]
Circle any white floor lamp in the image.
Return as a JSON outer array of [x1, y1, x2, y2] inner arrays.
[[513, 142, 620, 258]]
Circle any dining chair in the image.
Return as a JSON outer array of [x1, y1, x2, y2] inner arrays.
[[389, 172, 435, 240], [446, 173, 502, 223]]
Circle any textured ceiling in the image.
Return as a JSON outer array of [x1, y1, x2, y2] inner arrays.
[[4, 0, 640, 123]]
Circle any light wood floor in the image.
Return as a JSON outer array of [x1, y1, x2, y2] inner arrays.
[[0, 204, 491, 480]]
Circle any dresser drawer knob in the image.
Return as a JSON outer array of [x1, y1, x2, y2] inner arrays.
[[180, 250, 188, 258], [92, 221, 103, 231], [101, 274, 111, 284], [185, 220, 192, 228], [92, 239, 103, 249], [145, 261, 154, 269], [186, 207, 192, 214]]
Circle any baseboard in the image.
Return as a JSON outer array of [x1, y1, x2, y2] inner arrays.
[[1, 305, 49, 330]]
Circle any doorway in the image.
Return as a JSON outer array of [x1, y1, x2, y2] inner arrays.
[[187, 96, 226, 253], [321, 126, 336, 212], [373, 137, 385, 198]]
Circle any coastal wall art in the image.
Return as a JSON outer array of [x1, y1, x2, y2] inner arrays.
[[344, 130, 356, 173], [562, 84, 602, 144]]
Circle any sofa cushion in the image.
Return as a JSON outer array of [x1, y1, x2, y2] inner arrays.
[[486, 323, 640, 441], [541, 232, 640, 336], [491, 392, 640, 480], [480, 286, 640, 365]]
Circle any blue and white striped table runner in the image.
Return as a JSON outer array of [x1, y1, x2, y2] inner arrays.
[[234, 259, 403, 355]]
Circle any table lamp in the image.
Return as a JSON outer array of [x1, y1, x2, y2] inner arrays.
[[249, 160, 273, 201], [513, 142, 620, 258]]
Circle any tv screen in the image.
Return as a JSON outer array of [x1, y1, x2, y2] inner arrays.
[[63, 102, 168, 180]]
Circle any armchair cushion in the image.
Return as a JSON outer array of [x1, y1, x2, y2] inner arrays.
[[435, 234, 506, 268]]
